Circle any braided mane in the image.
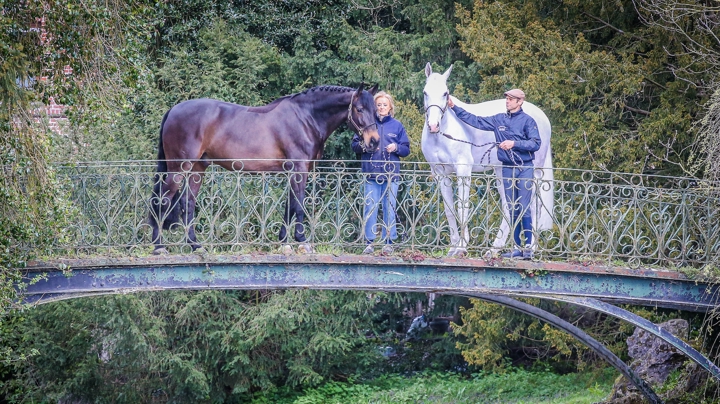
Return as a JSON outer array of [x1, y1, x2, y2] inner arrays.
[[248, 85, 354, 113], [291, 85, 354, 98]]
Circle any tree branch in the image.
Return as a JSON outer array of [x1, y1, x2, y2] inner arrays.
[[582, 12, 645, 41], [624, 105, 650, 115]]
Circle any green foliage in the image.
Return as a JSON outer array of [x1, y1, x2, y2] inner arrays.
[[155, 20, 283, 105], [0, 290, 383, 402], [453, 298, 634, 372], [692, 87, 720, 182], [453, 297, 710, 382], [453, 0, 712, 176], [249, 368, 617, 403], [0, 0, 75, 369], [46, 0, 485, 162], [56, 20, 284, 161]]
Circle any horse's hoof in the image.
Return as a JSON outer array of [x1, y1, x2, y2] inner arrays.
[[281, 245, 294, 255], [447, 248, 466, 258], [298, 244, 315, 254], [193, 247, 207, 255], [152, 247, 169, 255], [484, 249, 500, 259]]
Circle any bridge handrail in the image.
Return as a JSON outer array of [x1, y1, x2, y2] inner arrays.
[[28, 160, 720, 269]]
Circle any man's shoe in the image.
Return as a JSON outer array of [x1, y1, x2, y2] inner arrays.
[[362, 245, 374, 255], [382, 244, 394, 254], [501, 248, 523, 259]]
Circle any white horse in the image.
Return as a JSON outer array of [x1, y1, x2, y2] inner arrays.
[[421, 63, 554, 257]]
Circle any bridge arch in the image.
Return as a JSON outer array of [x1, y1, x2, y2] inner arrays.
[[468, 293, 661, 403], [19, 253, 720, 403]]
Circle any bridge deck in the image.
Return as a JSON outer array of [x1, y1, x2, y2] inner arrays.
[[22, 253, 715, 311]]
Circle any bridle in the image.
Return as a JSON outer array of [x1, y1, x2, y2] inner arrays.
[[424, 102, 447, 122], [347, 100, 377, 132]]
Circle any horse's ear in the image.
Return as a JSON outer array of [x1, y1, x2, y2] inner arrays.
[[369, 83, 379, 95], [357, 82, 366, 93], [442, 64, 453, 81], [425, 62, 433, 78]]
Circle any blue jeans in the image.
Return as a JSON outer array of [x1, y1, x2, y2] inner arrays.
[[363, 177, 400, 244], [502, 166, 534, 247]]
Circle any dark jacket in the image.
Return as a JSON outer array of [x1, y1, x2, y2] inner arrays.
[[451, 105, 541, 166], [351, 115, 410, 181]]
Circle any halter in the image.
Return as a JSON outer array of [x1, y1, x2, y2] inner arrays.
[[347, 100, 377, 132]]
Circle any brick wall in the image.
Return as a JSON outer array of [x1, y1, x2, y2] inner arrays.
[[34, 96, 70, 136], [31, 16, 73, 136]]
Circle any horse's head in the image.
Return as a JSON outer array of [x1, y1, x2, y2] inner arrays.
[[423, 63, 453, 133], [350, 83, 380, 150]]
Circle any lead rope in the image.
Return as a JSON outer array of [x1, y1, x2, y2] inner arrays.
[[438, 131, 524, 166], [427, 102, 524, 166]]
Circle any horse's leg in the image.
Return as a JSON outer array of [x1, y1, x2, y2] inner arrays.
[[437, 173, 460, 257], [183, 167, 206, 252], [281, 170, 313, 253], [489, 166, 511, 257], [279, 192, 291, 245], [150, 180, 165, 252], [455, 166, 473, 257], [280, 169, 299, 244], [293, 172, 314, 253], [151, 171, 183, 255]]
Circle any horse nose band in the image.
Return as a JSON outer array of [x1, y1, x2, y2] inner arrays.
[[347, 102, 377, 132], [424, 103, 448, 127]]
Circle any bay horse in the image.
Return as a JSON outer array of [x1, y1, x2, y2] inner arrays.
[[421, 64, 554, 257], [149, 84, 379, 254]]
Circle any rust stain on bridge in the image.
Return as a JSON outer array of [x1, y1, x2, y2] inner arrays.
[[22, 253, 714, 311], [28, 253, 689, 279]]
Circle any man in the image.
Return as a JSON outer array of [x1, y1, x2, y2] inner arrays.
[[447, 89, 540, 259]]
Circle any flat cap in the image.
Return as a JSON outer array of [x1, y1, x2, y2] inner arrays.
[[503, 89, 525, 99]]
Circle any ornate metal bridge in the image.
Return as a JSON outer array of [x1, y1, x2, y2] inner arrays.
[[28, 160, 720, 264], [17, 160, 720, 402]]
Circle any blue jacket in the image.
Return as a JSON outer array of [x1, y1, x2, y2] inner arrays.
[[451, 105, 541, 166], [351, 115, 410, 181]]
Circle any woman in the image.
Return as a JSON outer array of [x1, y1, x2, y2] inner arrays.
[[351, 91, 411, 254]]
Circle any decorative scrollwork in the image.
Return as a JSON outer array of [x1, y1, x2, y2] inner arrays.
[[39, 160, 720, 269]]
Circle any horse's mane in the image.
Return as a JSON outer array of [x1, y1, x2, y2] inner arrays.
[[290, 85, 354, 98], [247, 86, 354, 113]]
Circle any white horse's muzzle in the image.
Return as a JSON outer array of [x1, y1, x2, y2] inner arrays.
[[425, 103, 447, 134]]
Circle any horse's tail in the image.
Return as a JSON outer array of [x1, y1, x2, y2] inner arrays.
[[536, 143, 555, 231], [150, 109, 183, 230]]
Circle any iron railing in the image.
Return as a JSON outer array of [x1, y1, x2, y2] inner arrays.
[[34, 160, 720, 269]]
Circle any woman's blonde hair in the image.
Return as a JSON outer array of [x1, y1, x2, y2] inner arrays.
[[374, 91, 395, 117]]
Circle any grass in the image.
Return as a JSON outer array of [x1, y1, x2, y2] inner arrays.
[[251, 368, 617, 404]]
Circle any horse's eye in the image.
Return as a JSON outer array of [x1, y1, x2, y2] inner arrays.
[[356, 108, 364, 113], [423, 91, 428, 97], [443, 92, 448, 97]]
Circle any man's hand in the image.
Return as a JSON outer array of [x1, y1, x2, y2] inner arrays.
[[386, 143, 397, 153], [447, 97, 455, 108], [499, 140, 515, 150]]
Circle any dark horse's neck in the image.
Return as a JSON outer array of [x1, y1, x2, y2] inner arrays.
[[289, 86, 356, 143]]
